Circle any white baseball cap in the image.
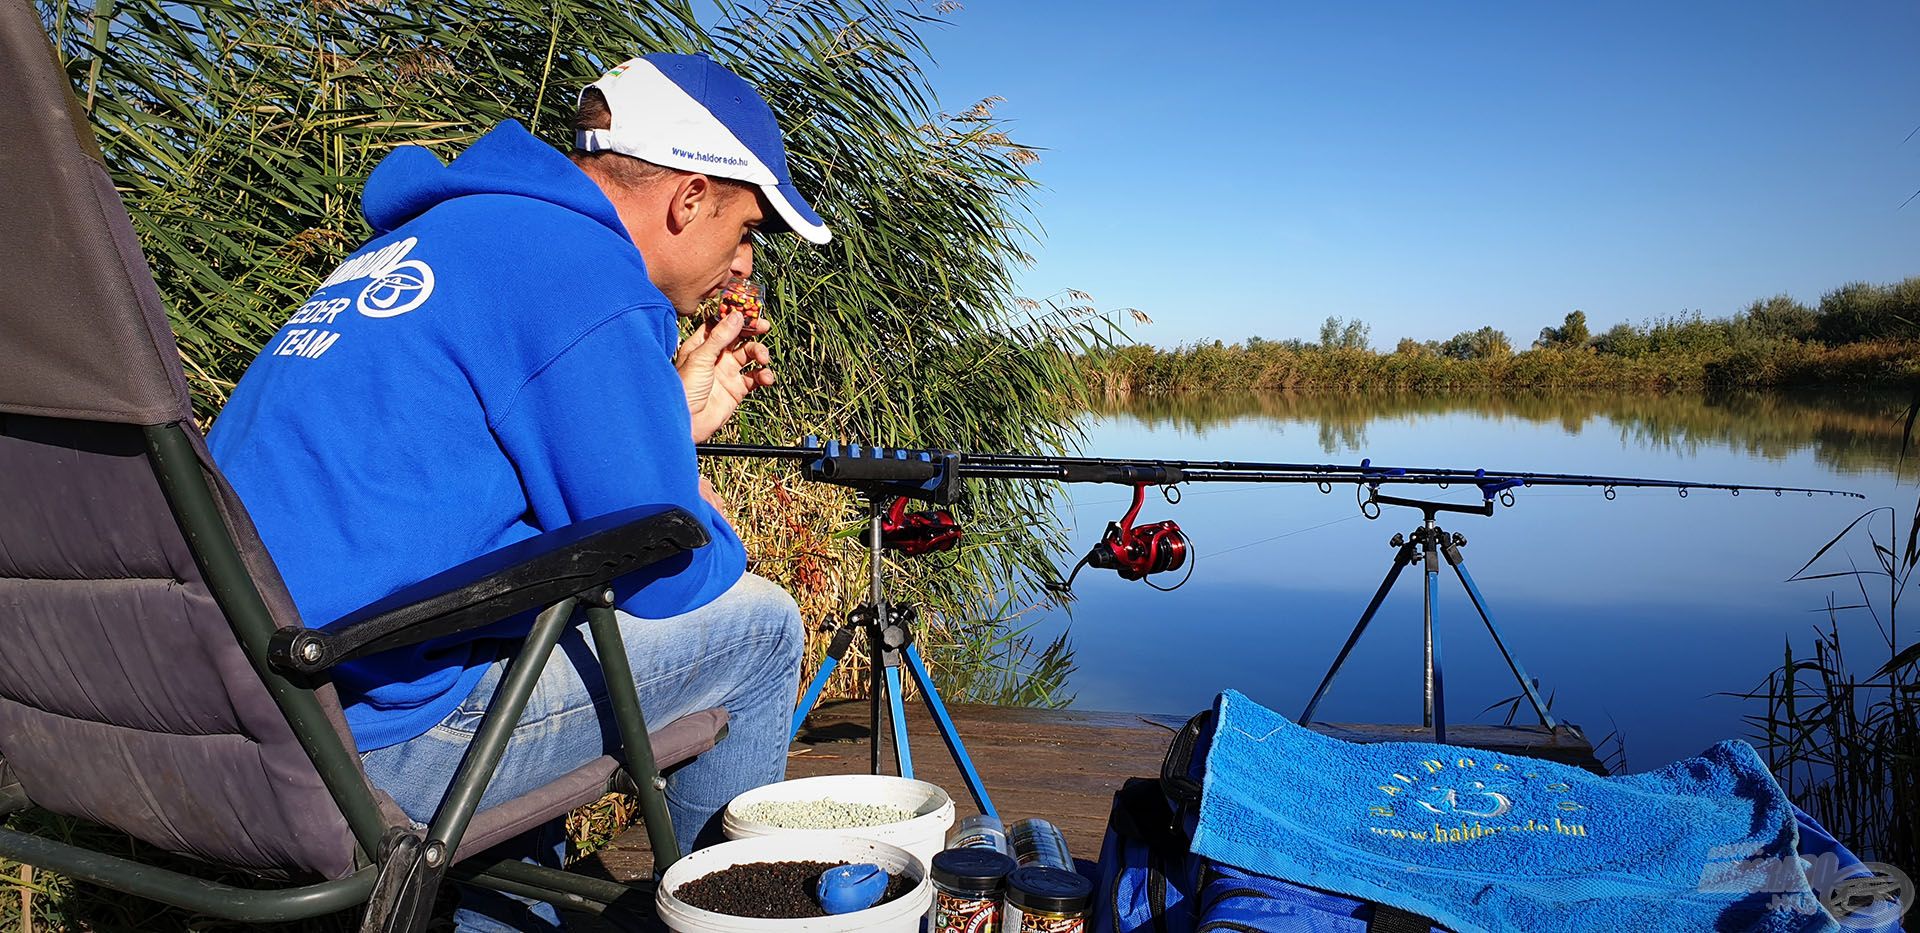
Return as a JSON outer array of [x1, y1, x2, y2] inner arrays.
[[577, 53, 831, 245]]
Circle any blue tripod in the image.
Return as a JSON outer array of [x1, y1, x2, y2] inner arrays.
[[1298, 491, 1557, 744], [790, 496, 998, 817]]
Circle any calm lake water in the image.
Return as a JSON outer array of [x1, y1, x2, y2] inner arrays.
[[1022, 390, 1912, 771]]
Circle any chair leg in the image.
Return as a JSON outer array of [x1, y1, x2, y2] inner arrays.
[[364, 597, 581, 933], [583, 596, 682, 874], [427, 597, 581, 862], [454, 856, 651, 916]]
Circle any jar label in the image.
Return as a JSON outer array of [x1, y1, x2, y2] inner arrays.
[[1003, 901, 1087, 933], [931, 889, 999, 933]]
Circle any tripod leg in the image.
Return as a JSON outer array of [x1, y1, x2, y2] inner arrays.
[[870, 632, 885, 775], [1425, 557, 1446, 744], [1450, 559, 1557, 729], [791, 623, 857, 741], [884, 663, 914, 778], [902, 643, 997, 817], [1300, 539, 1417, 724]]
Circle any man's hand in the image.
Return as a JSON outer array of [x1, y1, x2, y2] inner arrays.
[[698, 475, 731, 521], [677, 311, 776, 443]]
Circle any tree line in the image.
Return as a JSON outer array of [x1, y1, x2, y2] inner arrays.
[[1089, 277, 1920, 393]]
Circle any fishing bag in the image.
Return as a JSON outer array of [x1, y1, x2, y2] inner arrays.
[[1093, 696, 1905, 933], [1094, 709, 1443, 933]]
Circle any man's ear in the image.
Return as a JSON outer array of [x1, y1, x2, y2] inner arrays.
[[667, 173, 713, 234]]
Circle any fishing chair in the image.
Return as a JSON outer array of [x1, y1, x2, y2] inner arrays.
[[0, 4, 725, 929]]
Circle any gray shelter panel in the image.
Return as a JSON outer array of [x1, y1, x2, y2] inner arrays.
[[0, 0, 369, 876], [0, 415, 364, 877], [0, 0, 192, 425]]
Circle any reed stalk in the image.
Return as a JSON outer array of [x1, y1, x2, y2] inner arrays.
[[1727, 492, 1920, 869]]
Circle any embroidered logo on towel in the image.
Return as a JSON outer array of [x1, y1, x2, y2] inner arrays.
[[1366, 755, 1588, 844]]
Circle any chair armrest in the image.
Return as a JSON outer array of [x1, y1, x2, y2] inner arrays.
[[268, 505, 710, 674]]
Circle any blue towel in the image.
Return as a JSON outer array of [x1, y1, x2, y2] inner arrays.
[[1190, 690, 1837, 933]]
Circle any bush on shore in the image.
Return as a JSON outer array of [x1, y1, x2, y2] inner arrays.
[[1090, 279, 1920, 394]]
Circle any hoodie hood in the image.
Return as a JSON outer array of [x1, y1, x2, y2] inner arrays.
[[361, 120, 628, 240]]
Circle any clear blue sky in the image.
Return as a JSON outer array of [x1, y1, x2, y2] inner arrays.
[[909, 2, 1920, 348]]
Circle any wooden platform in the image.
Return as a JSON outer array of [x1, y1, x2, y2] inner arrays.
[[586, 701, 1601, 882]]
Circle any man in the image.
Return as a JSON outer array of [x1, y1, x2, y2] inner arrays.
[[207, 53, 828, 930]]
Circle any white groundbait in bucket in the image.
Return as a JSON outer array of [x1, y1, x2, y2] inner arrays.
[[655, 835, 930, 933], [722, 775, 955, 868]]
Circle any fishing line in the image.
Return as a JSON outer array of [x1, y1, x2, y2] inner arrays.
[[1209, 514, 1367, 558], [1074, 484, 1290, 508]]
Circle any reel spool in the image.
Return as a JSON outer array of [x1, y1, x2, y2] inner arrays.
[[1090, 483, 1189, 580], [1050, 483, 1192, 594], [880, 496, 963, 556]]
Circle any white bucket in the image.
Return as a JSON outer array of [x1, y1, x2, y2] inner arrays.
[[655, 835, 931, 933], [722, 774, 956, 869]]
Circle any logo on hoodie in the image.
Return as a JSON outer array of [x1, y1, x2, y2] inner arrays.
[[321, 236, 436, 319], [266, 237, 438, 362], [307, 235, 438, 319], [357, 258, 436, 318]]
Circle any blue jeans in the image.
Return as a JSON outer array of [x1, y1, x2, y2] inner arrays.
[[359, 573, 805, 931]]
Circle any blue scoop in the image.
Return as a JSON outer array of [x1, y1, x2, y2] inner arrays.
[[815, 863, 890, 915]]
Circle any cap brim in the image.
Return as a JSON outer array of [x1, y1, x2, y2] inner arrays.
[[760, 180, 831, 244]]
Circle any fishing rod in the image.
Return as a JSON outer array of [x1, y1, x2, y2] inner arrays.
[[697, 439, 1861, 499], [698, 437, 1863, 592]]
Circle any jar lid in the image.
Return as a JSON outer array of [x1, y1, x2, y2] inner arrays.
[[1006, 865, 1093, 914], [931, 847, 1017, 892]]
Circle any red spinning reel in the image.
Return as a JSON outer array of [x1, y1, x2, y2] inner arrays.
[[880, 496, 963, 556], [1051, 483, 1192, 593]]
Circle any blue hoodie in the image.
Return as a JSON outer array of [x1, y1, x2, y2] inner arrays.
[[208, 120, 748, 751]]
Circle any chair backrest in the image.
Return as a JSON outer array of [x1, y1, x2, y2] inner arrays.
[[0, 0, 367, 879]]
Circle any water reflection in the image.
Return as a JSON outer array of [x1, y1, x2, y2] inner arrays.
[[1087, 389, 1911, 477], [1035, 389, 1911, 771]]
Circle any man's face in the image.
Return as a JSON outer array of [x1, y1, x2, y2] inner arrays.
[[585, 164, 767, 316], [680, 185, 764, 314]]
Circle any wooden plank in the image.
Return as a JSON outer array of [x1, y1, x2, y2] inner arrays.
[[588, 701, 1601, 883], [786, 701, 1178, 864]]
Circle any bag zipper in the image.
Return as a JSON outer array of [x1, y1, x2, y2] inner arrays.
[[1148, 856, 1169, 933], [1195, 922, 1268, 933], [1203, 886, 1276, 907]]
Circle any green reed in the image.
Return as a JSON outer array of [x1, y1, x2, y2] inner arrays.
[[1727, 491, 1920, 868]]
